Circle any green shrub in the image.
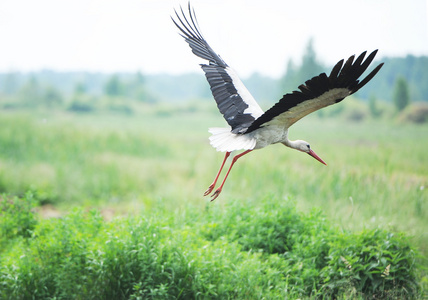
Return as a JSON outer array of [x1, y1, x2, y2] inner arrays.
[[67, 95, 96, 113], [320, 230, 419, 298], [202, 199, 420, 298], [0, 192, 38, 250], [399, 102, 428, 124], [342, 99, 369, 122], [0, 196, 422, 299]]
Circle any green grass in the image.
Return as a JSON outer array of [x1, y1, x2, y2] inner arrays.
[[0, 109, 427, 298]]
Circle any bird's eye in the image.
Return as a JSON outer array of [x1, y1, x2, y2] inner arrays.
[[307, 144, 310, 149]]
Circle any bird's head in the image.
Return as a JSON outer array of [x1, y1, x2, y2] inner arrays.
[[287, 140, 327, 165]]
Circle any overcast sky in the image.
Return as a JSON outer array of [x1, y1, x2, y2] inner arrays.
[[0, 0, 427, 78]]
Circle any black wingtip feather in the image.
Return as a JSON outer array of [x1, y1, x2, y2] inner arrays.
[[353, 62, 384, 93], [172, 4, 228, 68], [337, 54, 355, 82], [359, 50, 378, 72], [329, 59, 344, 81], [353, 51, 367, 67]]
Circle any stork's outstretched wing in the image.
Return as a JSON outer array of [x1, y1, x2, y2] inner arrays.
[[172, 4, 264, 134], [246, 50, 384, 133]]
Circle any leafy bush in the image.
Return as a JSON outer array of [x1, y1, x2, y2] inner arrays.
[[67, 97, 96, 113], [321, 229, 419, 298], [342, 99, 369, 122], [202, 200, 421, 298], [0, 195, 423, 299], [399, 102, 428, 124], [0, 192, 38, 251]]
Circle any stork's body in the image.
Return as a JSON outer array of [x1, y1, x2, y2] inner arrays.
[[172, 4, 384, 200]]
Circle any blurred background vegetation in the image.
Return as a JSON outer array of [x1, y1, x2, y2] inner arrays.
[[1, 40, 427, 123]]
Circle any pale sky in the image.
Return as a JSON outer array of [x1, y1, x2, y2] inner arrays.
[[0, 0, 427, 78]]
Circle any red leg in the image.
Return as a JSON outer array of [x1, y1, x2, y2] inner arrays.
[[210, 150, 252, 201], [204, 151, 231, 196]]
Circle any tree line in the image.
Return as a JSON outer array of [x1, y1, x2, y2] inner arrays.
[[0, 41, 426, 120]]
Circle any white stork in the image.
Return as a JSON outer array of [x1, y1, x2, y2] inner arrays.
[[172, 4, 384, 201]]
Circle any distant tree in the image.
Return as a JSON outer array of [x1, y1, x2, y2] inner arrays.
[[368, 94, 381, 118], [74, 82, 87, 95], [298, 38, 324, 82], [128, 71, 160, 103], [104, 74, 124, 96], [43, 85, 63, 107], [286, 58, 296, 74], [393, 76, 410, 111], [69, 81, 96, 113], [280, 58, 297, 92], [280, 38, 324, 93], [18, 76, 42, 106], [243, 72, 279, 104], [134, 71, 145, 86], [132, 72, 146, 101], [2, 72, 20, 95]]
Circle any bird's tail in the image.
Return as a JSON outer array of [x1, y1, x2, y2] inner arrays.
[[208, 127, 256, 152]]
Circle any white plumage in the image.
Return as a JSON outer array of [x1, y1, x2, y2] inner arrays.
[[209, 127, 256, 152]]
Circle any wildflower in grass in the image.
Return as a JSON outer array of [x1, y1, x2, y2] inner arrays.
[[381, 264, 391, 277], [340, 256, 352, 270]]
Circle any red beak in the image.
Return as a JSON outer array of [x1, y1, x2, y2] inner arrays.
[[308, 149, 327, 165]]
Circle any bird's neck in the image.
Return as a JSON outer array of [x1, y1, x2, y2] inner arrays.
[[282, 139, 298, 150]]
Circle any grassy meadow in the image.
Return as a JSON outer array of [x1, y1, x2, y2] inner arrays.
[[0, 106, 427, 298]]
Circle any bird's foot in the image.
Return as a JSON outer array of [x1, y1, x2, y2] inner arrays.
[[210, 188, 222, 201], [203, 183, 215, 196]]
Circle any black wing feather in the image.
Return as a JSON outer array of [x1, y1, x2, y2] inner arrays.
[[328, 59, 344, 85], [172, 4, 260, 133], [246, 50, 384, 133]]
